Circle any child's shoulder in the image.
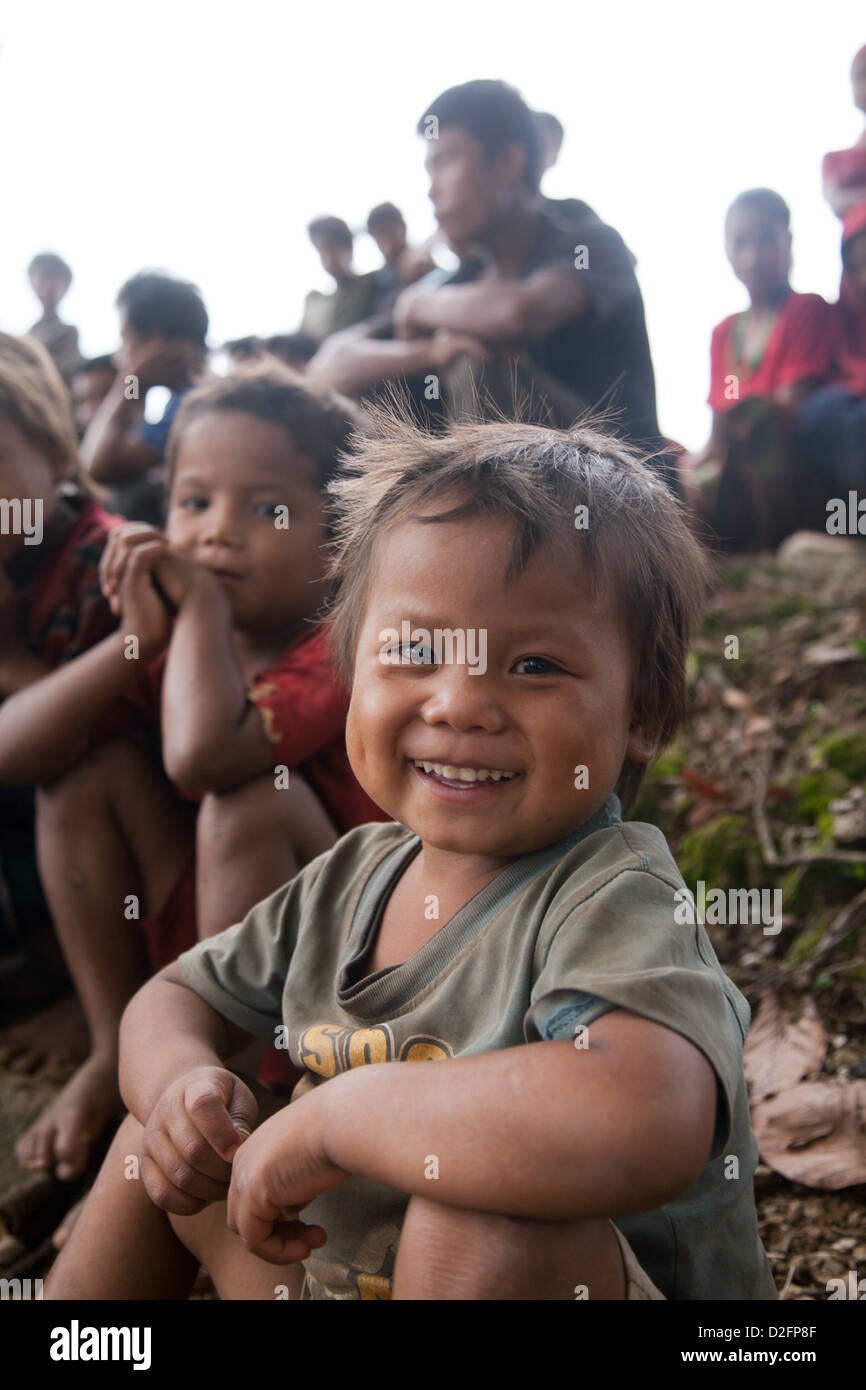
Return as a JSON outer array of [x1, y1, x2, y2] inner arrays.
[[544, 813, 683, 907]]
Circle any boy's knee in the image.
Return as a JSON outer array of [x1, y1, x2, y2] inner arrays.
[[396, 1195, 622, 1300], [38, 738, 147, 807], [198, 771, 335, 855]]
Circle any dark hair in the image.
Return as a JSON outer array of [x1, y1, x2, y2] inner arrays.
[[534, 110, 564, 143], [264, 333, 319, 365], [326, 403, 712, 814], [418, 80, 542, 192], [725, 188, 791, 233], [78, 354, 115, 375], [307, 216, 354, 251], [116, 271, 209, 347], [367, 202, 405, 233], [28, 252, 72, 285], [165, 366, 366, 493], [223, 335, 264, 360]]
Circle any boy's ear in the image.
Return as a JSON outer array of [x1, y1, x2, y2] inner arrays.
[[626, 719, 655, 766]]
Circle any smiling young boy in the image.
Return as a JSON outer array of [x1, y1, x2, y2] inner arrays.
[[45, 410, 778, 1301]]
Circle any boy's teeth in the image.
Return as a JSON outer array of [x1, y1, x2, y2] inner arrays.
[[413, 760, 514, 783]]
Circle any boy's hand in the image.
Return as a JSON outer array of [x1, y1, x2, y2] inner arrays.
[[227, 1088, 346, 1263], [100, 523, 165, 611], [150, 547, 220, 610], [140, 1066, 258, 1217]]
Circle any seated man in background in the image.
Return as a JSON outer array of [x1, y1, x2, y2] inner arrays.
[[26, 252, 83, 387], [309, 80, 667, 470], [300, 217, 384, 343], [80, 271, 208, 525], [366, 203, 435, 292]]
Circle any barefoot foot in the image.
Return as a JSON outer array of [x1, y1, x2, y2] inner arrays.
[[15, 1054, 121, 1181], [0, 995, 89, 1073]]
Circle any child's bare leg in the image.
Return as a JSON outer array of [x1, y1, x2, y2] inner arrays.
[[46, 1091, 304, 1301], [43, 1113, 200, 1300], [392, 1194, 627, 1301], [16, 740, 194, 1179], [196, 771, 337, 938]]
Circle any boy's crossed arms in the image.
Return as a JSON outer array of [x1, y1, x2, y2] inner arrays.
[[115, 963, 715, 1284]]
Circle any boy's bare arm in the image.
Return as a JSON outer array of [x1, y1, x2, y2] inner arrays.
[[0, 535, 172, 785], [0, 630, 134, 783], [307, 330, 488, 397], [79, 377, 158, 485], [118, 964, 256, 1122], [318, 1011, 717, 1220], [158, 570, 277, 794], [394, 269, 590, 345]]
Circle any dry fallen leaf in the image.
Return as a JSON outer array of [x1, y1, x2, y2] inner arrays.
[[744, 991, 827, 1102], [722, 687, 759, 713], [751, 1081, 866, 1189], [679, 767, 727, 800]]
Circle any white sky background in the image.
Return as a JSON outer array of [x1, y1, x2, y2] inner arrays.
[[1, 0, 864, 448]]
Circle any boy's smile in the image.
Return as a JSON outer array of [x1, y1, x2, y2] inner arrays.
[[346, 503, 654, 864]]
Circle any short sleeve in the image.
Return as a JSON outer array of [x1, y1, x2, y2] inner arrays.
[[774, 294, 835, 387], [247, 632, 349, 768], [525, 865, 748, 1159], [177, 849, 332, 1041], [539, 220, 640, 323]]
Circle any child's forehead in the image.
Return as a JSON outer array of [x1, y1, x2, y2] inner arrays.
[[173, 411, 318, 490], [369, 505, 619, 614]]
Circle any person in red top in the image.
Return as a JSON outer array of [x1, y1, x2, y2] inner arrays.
[[798, 205, 866, 493], [680, 189, 835, 550], [822, 45, 866, 221], [0, 334, 127, 1061], [1, 367, 387, 1188]]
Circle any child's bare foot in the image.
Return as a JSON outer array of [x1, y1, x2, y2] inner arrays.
[[15, 1054, 121, 1180], [0, 995, 88, 1073]]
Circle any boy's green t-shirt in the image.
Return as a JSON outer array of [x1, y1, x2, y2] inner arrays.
[[178, 796, 778, 1301]]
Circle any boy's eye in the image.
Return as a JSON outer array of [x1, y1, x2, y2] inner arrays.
[[254, 501, 282, 518], [381, 641, 437, 666], [513, 655, 562, 676], [179, 496, 208, 511], [403, 641, 436, 665]]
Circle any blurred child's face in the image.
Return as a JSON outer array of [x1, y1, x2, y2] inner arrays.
[[345, 505, 653, 862], [312, 237, 354, 284], [165, 412, 330, 634], [725, 207, 791, 302], [424, 128, 519, 251], [29, 271, 69, 314], [72, 367, 115, 434], [844, 231, 866, 295], [0, 419, 59, 564]]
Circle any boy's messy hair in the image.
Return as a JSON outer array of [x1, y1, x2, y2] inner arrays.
[[0, 332, 79, 474], [326, 404, 713, 814], [165, 365, 367, 493]]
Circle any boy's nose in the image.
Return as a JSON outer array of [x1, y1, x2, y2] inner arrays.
[[420, 667, 505, 734], [199, 504, 243, 546]]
